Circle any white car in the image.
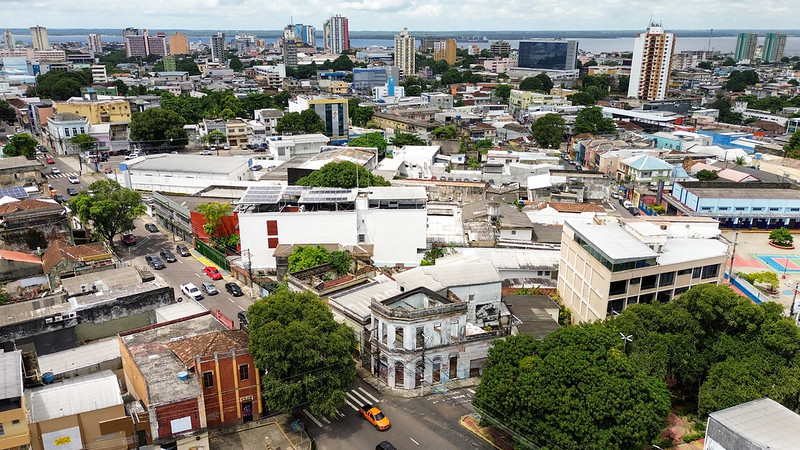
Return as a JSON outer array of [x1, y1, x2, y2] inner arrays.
[[199, 150, 213, 156], [68, 175, 80, 184], [50, 167, 60, 174], [180, 282, 203, 301], [125, 153, 140, 160]]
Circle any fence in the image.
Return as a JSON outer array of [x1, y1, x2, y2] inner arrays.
[[725, 272, 763, 304], [195, 239, 231, 271]]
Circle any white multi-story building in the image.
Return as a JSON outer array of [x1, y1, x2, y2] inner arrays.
[[628, 24, 675, 101], [394, 28, 415, 79], [91, 65, 108, 84], [558, 217, 728, 323], [251, 64, 286, 89], [324, 15, 349, 55], [237, 185, 427, 269], [30, 26, 49, 51], [265, 133, 329, 161], [47, 112, 90, 155], [87, 34, 103, 54]]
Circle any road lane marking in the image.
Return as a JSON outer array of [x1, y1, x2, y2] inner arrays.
[[410, 437, 420, 446], [357, 387, 379, 403], [320, 415, 331, 424], [302, 409, 323, 427], [347, 391, 370, 405], [344, 399, 358, 411]]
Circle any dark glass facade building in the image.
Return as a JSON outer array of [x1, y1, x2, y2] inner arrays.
[[517, 40, 578, 70]]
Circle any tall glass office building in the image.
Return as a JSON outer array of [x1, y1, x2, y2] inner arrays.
[[517, 40, 578, 70]]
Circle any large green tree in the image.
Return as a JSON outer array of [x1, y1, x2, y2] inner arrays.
[[531, 114, 566, 149], [288, 245, 351, 275], [297, 161, 390, 188], [519, 73, 554, 93], [201, 130, 228, 145], [2, 133, 37, 159], [785, 129, 800, 159], [390, 132, 425, 147], [349, 132, 387, 158], [573, 106, 617, 135], [68, 179, 145, 247], [247, 290, 357, 417], [0, 99, 16, 125], [28, 69, 91, 100], [493, 84, 511, 101], [474, 326, 670, 449], [276, 110, 326, 135], [69, 133, 98, 153], [130, 108, 188, 151]]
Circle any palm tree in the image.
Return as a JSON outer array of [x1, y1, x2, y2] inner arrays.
[[734, 156, 746, 166]]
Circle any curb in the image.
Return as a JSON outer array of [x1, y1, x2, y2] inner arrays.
[[459, 414, 502, 450]]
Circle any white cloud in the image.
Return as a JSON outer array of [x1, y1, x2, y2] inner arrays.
[[0, 0, 797, 31]]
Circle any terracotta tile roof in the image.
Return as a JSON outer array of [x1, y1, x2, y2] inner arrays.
[[41, 241, 110, 273], [167, 330, 249, 369], [0, 199, 62, 216], [0, 250, 43, 265], [546, 202, 606, 213], [7, 98, 27, 109]]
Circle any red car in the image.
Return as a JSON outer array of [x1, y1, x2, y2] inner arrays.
[[45, 156, 55, 164], [204, 266, 223, 280], [121, 233, 136, 246]]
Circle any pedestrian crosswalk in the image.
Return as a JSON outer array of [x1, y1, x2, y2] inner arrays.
[[428, 387, 475, 406], [302, 386, 380, 428], [46, 172, 80, 180]]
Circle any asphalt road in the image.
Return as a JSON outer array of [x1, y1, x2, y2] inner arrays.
[[116, 216, 256, 321], [311, 381, 491, 450]]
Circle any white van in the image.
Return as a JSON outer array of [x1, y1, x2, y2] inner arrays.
[[622, 200, 633, 209]]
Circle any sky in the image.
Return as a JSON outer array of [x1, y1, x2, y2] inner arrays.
[[1, 0, 798, 32]]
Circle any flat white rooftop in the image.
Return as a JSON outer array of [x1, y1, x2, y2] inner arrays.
[[567, 220, 658, 262]]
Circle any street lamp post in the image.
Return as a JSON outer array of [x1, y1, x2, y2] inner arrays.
[[619, 332, 633, 354]]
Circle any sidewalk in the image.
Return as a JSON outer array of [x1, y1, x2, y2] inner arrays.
[[460, 413, 514, 450], [356, 365, 481, 399]]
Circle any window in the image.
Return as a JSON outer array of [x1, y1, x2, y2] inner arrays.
[[609, 280, 627, 296], [769, 207, 781, 212], [416, 326, 425, 349], [510, 230, 516, 235], [203, 371, 214, 388], [381, 321, 387, 344], [239, 364, 249, 381], [80, 127, 85, 134], [702, 264, 719, 279], [72, 128, 78, 136], [395, 327, 404, 349], [659, 272, 675, 287], [735, 207, 747, 211], [64, 128, 70, 137], [358, 234, 365, 243], [629, 277, 641, 285], [641, 275, 657, 290], [0, 423, 3, 436], [692, 267, 701, 278], [677, 268, 692, 276]]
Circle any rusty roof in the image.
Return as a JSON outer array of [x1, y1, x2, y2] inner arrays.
[[546, 202, 607, 213], [0, 250, 42, 265], [0, 199, 62, 215], [167, 329, 249, 369], [42, 241, 110, 273]]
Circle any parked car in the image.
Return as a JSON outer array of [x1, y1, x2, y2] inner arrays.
[[622, 200, 633, 209], [241, 144, 248, 150], [628, 206, 641, 216], [124, 153, 140, 160], [199, 150, 213, 156], [122, 233, 136, 245], [50, 167, 60, 174], [145, 255, 165, 270], [225, 282, 243, 297], [376, 442, 397, 450], [159, 249, 177, 263], [610, 192, 620, 199], [66, 187, 78, 196], [250, 164, 263, 171], [45, 156, 55, 164], [181, 282, 203, 301], [144, 223, 158, 233], [253, 147, 266, 153], [204, 266, 223, 280], [176, 244, 190, 257], [67, 175, 80, 184], [53, 194, 66, 204], [201, 282, 219, 296]]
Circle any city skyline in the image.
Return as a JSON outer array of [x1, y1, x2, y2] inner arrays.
[[1, 0, 798, 31]]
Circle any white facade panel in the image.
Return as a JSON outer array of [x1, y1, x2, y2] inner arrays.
[[365, 207, 426, 266]]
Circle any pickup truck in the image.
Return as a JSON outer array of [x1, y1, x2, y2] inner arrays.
[[359, 404, 390, 431], [180, 282, 203, 301]]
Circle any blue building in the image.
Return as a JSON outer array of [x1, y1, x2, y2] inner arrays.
[[517, 40, 578, 71], [667, 181, 800, 229]]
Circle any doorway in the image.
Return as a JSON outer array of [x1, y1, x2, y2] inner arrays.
[[242, 401, 253, 422]]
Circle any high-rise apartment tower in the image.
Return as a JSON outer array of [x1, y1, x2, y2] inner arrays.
[[627, 24, 675, 101]]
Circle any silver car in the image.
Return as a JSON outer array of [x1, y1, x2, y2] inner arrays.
[[201, 282, 219, 295]]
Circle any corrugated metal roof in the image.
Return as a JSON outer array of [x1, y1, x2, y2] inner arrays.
[[394, 257, 502, 290], [329, 275, 401, 322], [28, 370, 122, 422], [0, 350, 22, 401], [127, 154, 250, 174], [709, 398, 800, 449], [37, 338, 120, 377]]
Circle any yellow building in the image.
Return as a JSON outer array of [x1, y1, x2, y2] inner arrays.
[[434, 38, 456, 65], [0, 351, 31, 450], [168, 32, 189, 55], [54, 99, 131, 125], [225, 119, 248, 147], [508, 89, 569, 114]]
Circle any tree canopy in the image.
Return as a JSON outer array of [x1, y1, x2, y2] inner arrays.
[[2, 133, 37, 159], [288, 245, 351, 275], [201, 130, 228, 145], [69, 133, 98, 152], [349, 132, 387, 158], [431, 125, 458, 140], [390, 132, 426, 147], [769, 227, 793, 247], [28, 69, 91, 100], [130, 108, 188, 151], [530, 114, 565, 149], [474, 326, 670, 449], [68, 179, 145, 247], [297, 161, 390, 188], [348, 99, 374, 127], [0, 99, 15, 125], [276, 110, 326, 135], [493, 84, 511, 101], [724, 70, 759, 92], [785, 129, 800, 159], [247, 290, 357, 417], [573, 106, 617, 135], [518, 73, 554, 93], [696, 169, 719, 181]]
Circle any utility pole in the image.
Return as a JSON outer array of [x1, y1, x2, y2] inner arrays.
[[728, 230, 739, 282], [242, 249, 254, 298]]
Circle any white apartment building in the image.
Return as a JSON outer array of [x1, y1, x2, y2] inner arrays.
[[266, 133, 329, 161], [628, 24, 675, 101], [394, 28, 415, 79], [237, 185, 427, 269], [91, 65, 108, 84], [558, 217, 728, 323]]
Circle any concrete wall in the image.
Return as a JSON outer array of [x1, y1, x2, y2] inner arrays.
[[29, 404, 126, 450], [0, 259, 43, 282]]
